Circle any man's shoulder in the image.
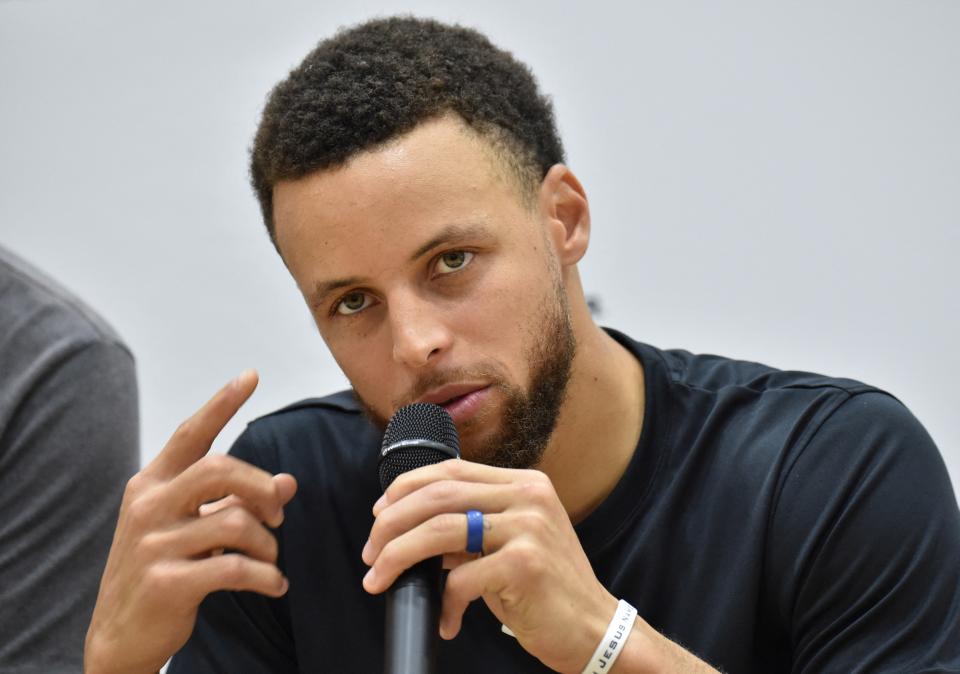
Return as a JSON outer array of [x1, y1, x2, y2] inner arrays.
[[609, 328, 909, 482], [0, 246, 135, 426], [648, 343, 876, 399], [649, 342, 904, 449], [610, 328, 886, 420]]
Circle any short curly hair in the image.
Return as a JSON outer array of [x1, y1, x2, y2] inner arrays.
[[250, 16, 565, 247]]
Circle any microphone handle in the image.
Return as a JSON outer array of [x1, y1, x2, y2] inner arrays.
[[384, 556, 443, 674]]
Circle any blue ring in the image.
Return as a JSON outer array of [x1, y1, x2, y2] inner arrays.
[[465, 510, 484, 553]]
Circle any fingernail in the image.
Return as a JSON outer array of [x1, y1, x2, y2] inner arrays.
[[373, 494, 387, 513], [363, 567, 376, 588], [233, 369, 255, 389], [279, 577, 289, 595], [361, 539, 372, 563]]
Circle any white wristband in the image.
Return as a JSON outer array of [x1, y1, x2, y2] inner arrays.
[[580, 599, 638, 674]]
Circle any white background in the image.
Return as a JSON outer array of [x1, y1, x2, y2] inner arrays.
[[2, 1, 957, 490]]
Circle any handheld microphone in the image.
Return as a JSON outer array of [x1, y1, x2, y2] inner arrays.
[[378, 403, 460, 674]]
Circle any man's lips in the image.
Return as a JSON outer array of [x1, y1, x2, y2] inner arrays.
[[417, 382, 490, 406], [416, 382, 493, 424]]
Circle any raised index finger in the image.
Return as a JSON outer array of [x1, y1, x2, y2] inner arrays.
[[145, 369, 259, 480]]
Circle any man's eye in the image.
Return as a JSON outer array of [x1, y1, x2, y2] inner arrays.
[[436, 251, 474, 274], [335, 292, 370, 315]]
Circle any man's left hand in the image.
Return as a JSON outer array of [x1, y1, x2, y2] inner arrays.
[[361, 459, 621, 674]]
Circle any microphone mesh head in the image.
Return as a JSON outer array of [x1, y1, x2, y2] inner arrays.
[[379, 403, 460, 491]]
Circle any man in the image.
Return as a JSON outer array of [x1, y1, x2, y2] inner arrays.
[[84, 16, 960, 673], [0, 245, 138, 673]]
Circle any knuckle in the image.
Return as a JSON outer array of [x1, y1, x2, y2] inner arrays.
[[443, 567, 467, 597], [425, 480, 458, 504], [221, 507, 253, 537], [378, 541, 401, 571], [508, 541, 544, 574], [173, 419, 196, 444], [202, 453, 233, 474], [515, 509, 546, 531], [518, 473, 555, 505], [516, 480, 540, 500], [220, 554, 248, 585], [445, 460, 469, 480], [385, 475, 409, 502], [266, 568, 284, 593], [262, 533, 279, 563], [144, 563, 181, 596], [374, 507, 398, 538], [529, 469, 553, 487], [124, 492, 157, 528], [197, 456, 238, 496], [428, 512, 461, 535], [123, 473, 146, 499], [136, 531, 166, 559]]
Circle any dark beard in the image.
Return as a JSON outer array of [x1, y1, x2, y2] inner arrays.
[[354, 285, 576, 470], [472, 302, 575, 469]]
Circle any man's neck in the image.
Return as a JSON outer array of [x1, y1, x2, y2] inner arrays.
[[538, 323, 645, 524]]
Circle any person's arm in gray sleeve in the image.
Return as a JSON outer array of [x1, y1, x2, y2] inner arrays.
[[0, 338, 139, 674]]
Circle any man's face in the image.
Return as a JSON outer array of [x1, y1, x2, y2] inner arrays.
[[272, 116, 575, 466]]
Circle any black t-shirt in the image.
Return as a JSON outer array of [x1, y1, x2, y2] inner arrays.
[[169, 331, 960, 672]]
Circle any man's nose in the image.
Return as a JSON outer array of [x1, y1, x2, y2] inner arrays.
[[389, 292, 453, 368]]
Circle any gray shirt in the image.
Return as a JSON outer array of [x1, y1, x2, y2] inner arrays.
[[0, 246, 139, 674]]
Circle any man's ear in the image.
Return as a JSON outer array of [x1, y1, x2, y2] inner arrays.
[[538, 164, 590, 266]]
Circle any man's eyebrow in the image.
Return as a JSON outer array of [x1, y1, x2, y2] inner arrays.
[[310, 222, 492, 310], [310, 275, 365, 310], [407, 222, 492, 263]]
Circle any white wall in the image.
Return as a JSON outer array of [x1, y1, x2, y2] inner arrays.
[[2, 1, 957, 489]]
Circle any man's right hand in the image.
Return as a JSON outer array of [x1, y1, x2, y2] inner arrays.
[[83, 370, 298, 674]]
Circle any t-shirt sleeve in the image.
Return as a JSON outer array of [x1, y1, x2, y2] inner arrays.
[[167, 423, 298, 674], [767, 391, 960, 672]]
